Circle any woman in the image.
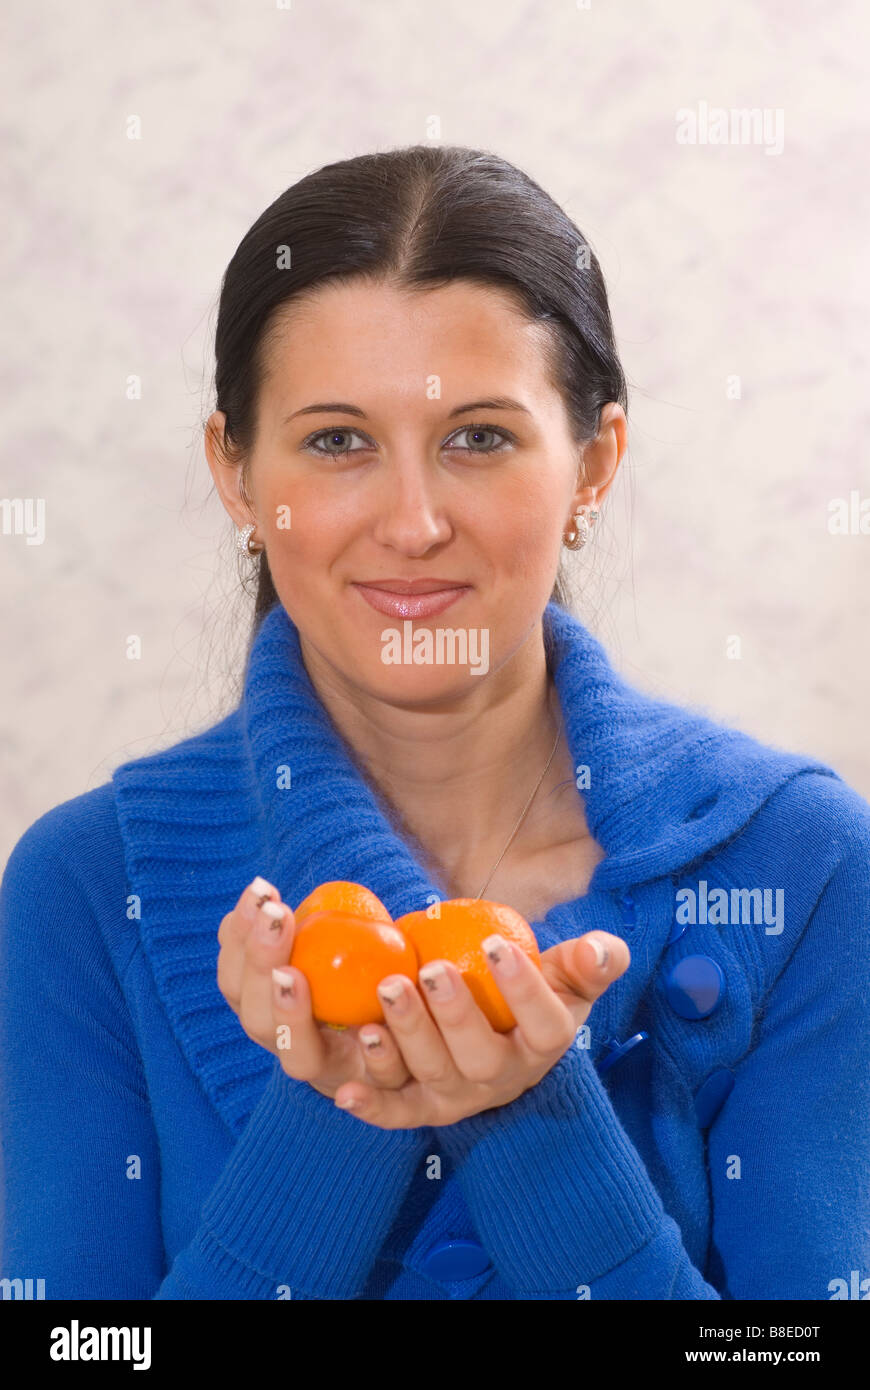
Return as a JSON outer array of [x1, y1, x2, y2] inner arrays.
[[2, 144, 868, 1301]]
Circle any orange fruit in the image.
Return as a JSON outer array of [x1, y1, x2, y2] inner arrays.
[[288, 909, 418, 1028], [294, 880, 392, 927], [396, 899, 542, 1033]]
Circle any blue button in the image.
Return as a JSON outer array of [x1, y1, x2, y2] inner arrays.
[[420, 1239, 492, 1281], [597, 1031, 649, 1076], [664, 955, 725, 1019], [694, 1068, 735, 1128]]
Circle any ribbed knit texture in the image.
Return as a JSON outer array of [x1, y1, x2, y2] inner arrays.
[[2, 599, 869, 1300]]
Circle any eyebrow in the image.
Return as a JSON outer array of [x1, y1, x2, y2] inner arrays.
[[282, 396, 532, 425]]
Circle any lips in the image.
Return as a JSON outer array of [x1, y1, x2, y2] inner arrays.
[[351, 580, 471, 619]]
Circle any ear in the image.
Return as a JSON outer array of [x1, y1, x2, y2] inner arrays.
[[569, 402, 627, 515], [204, 411, 255, 530]]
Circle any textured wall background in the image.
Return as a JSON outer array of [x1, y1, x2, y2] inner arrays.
[[2, 0, 868, 863]]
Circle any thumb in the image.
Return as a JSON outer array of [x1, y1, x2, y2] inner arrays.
[[540, 932, 630, 1005]]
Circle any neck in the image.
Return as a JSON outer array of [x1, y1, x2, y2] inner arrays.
[[296, 621, 565, 894]]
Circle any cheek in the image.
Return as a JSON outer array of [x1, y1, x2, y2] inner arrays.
[[258, 474, 354, 568], [488, 476, 566, 576]]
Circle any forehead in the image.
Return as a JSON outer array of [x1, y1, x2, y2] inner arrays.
[[259, 277, 558, 405]]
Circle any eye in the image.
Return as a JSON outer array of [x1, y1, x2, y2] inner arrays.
[[443, 423, 515, 454], [301, 427, 373, 458]]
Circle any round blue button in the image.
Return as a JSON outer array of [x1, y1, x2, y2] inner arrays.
[[694, 1068, 735, 1128], [597, 1031, 649, 1076], [420, 1239, 492, 1281], [664, 955, 725, 1019]]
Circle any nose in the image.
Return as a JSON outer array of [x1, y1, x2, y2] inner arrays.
[[371, 458, 453, 557]]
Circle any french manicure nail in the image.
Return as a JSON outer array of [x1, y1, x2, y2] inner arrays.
[[272, 967, 295, 1000], [359, 1031, 382, 1050], [251, 875, 275, 904], [587, 935, 610, 968], [419, 962, 455, 1000], [260, 900, 286, 933], [482, 933, 518, 977], [378, 979, 408, 1013]]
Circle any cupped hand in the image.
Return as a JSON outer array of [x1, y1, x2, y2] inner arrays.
[[329, 929, 630, 1129], [216, 877, 414, 1098]]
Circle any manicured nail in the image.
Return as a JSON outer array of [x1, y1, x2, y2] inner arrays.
[[482, 934, 518, 977], [419, 962, 455, 1000], [587, 935, 610, 968], [250, 875, 275, 904], [272, 967, 296, 1001], [359, 1031, 382, 1050], [260, 900, 286, 933], [378, 979, 409, 1013]]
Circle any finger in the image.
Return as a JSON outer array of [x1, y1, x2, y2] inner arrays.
[[354, 1024, 413, 1089], [332, 1078, 433, 1130], [271, 965, 329, 1080], [375, 974, 462, 1089], [478, 934, 578, 1058], [217, 876, 281, 1008], [413, 959, 510, 1082], [236, 896, 295, 1049], [541, 932, 630, 1009]]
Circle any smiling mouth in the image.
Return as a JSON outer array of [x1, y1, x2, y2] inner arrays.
[[350, 580, 472, 619]]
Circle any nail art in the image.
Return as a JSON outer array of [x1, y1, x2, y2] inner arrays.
[[251, 875, 275, 906], [272, 967, 295, 1000], [260, 900, 285, 932], [482, 933, 518, 976], [419, 962, 455, 1000]]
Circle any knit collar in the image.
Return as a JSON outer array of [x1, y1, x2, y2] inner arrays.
[[112, 599, 836, 1136], [241, 598, 835, 895]]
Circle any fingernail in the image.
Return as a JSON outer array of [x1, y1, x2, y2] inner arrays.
[[587, 935, 610, 968], [272, 967, 296, 1001], [335, 1095, 357, 1110], [250, 875, 275, 905], [378, 978, 409, 1013], [359, 1031, 382, 1050], [260, 900, 286, 934], [482, 934, 518, 977], [418, 962, 455, 1000]]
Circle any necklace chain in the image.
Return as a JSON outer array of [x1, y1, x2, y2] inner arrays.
[[473, 711, 563, 901]]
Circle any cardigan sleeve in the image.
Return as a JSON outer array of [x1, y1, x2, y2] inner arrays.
[[433, 832, 870, 1300], [433, 1043, 721, 1299], [0, 813, 428, 1301]]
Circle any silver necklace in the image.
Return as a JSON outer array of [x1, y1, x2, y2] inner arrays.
[[473, 711, 564, 901]]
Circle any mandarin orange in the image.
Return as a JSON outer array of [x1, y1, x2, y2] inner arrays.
[[294, 880, 392, 927], [396, 899, 542, 1033], [288, 909, 417, 1028]]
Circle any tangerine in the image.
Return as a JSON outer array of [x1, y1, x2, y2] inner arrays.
[[288, 909, 418, 1028], [294, 880, 392, 927], [397, 899, 542, 1033]]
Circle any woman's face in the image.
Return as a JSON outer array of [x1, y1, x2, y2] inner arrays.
[[208, 276, 624, 706]]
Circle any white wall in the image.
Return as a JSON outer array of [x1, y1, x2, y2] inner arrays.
[[2, 0, 868, 861]]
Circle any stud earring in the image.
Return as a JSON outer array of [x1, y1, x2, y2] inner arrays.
[[236, 523, 263, 556], [563, 506, 600, 550]]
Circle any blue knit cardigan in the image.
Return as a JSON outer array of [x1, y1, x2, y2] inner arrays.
[[2, 600, 869, 1301]]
